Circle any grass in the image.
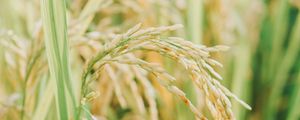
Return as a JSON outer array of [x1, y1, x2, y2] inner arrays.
[[265, 4, 300, 120], [287, 72, 300, 120], [187, 0, 202, 44], [41, 0, 74, 119]]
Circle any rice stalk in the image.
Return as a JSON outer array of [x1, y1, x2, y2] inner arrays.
[[40, 0, 74, 119], [187, 0, 202, 44], [0, 1, 258, 119], [32, 75, 54, 120], [266, 11, 300, 119], [268, 0, 289, 80], [286, 72, 300, 120], [79, 23, 251, 120]]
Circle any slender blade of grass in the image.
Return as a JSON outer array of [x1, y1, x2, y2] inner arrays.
[[266, 12, 300, 120], [287, 72, 300, 120], [187, 0, 202, 44], [231, 41, 251, 120], [41, 0, 72, 119], [268, 0, 289, 80], [33, 76, 55, 120], [77, 0, 103, 36]]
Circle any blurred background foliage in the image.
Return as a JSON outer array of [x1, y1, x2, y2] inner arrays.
[[0, 0, 300, 120]]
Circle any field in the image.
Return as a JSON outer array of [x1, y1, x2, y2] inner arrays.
[[0, 0, 299, 120]]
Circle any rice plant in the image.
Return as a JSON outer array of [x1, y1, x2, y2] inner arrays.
[[1, 0, 299, 120]]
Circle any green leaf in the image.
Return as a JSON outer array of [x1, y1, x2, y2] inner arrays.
[[41, 0, 73, 119]]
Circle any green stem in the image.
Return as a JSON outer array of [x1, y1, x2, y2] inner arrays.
[[265, 12, 300, 120], [21, 48, 44, 120], [287, 72, 300, 120], [41, 0, 72, 119], [187, 0, 202, 44], [268, 0, 289, 80]]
